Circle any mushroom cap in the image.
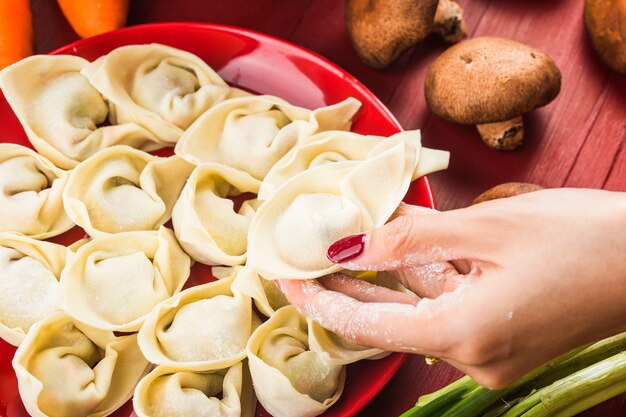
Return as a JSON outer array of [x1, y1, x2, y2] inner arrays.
[[473, 182, 544, 205], [584, 0, 626, 75], [425, 37, 562, 124], [345, 0, 438, 69]]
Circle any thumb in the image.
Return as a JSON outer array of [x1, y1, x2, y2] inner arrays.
[[326, 208, 485, 270]]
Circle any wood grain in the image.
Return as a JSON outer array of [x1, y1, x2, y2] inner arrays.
[[25, 0, 626, 415]]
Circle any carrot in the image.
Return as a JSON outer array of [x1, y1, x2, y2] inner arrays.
[[0, 0, 33, 70], [57, 0, 129, 39]]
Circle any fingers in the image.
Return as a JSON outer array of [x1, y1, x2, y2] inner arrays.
[[327, 207, 484, 271], [393, 261, 466, 298], [278, 278, 456, 355], [450, 259, 472, 275], [318, 273, 420, 304], [391, 202, 439, 218]]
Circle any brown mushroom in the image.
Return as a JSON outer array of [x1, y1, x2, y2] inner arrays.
[[432, 0, 466, 42], [345, 0, 467, 69], [424, 37, 562, 150], [584, 0, 626, 75], [473, 182, 544, 205]]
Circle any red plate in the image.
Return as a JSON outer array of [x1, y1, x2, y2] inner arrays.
[[0, 23, 435, 417]]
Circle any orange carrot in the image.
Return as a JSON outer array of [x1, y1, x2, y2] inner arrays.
[[0, 0, 33, 70], [57, 0, 129, 39]]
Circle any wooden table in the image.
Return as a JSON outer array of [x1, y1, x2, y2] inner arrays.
[[27, 0, 626, 416]]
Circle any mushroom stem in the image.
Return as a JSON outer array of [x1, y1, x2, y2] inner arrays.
[[476, 116, 525, 150], [432, 0, 467, 42]]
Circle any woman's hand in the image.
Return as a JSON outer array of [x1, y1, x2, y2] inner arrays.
[[277, 188, 626, 389]]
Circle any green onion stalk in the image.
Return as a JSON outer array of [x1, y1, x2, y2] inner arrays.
[[400, 332, 626, 417]]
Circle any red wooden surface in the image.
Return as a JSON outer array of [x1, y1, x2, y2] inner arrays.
[[25, 0, 626, 416]]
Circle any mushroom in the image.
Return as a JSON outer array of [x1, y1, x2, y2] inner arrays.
[[584, 0, 626, 75], [345, 0, 467, 69], [424, 37, 562, 150], [473, 182, 544, 205]]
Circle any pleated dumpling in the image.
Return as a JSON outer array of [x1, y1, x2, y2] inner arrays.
[[259, 130, 450, 200], [246, 305, 345, 417], [82, 44, 232, 144], [138, 270, 256, 371], [247, 139, 421, 280], [172, 163, 262, 266], [308, 319, 386, 365], [232, 267, 289, 318], [0, 55, 162, 169], [133, 363, 255, 417], [0, 144, 73, 238], [0, 234, 66, 346], [175, 95, 362, 180], [60, 227, 190, 332], [63, 145, 194, 237], [12, 312, 150, 417]]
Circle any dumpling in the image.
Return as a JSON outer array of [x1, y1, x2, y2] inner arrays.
[[0, 234, 66, 346], [82, 44, 232, 144], [212, 265, 241, 280], [232, 267, 289, 318], [62, 145, 194, 237], [174, 95, 362, 180], [246, 305, 345, 417], [0, 55, 162, 169], [60, 227, 190, 332], [0, 144, 73, 238], [258, 130, 450, 200], [12, 312, 150, 417], [138, 270, 256, 371], [308, 319, 386, 365], [172, 163, 262, 266], [133, 363, 255, 417], [247, 140, 421, 280]]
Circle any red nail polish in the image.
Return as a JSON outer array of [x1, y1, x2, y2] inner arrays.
[[327, 234, 366, 263]]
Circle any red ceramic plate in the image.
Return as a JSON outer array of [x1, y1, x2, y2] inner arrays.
[[0, 23, 436, 417]]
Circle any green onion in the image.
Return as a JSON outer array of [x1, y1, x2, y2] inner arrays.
[[400, 378, 479, 417], [503, 351, 626, 417], [401, 332, 626, 417]]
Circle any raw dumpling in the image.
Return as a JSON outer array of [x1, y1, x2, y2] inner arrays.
[[0, 55, 162, 169], [0, 234, 66, 346], [212, 265, 241, 280], [174, 95, 362, 180], [258, 130, 450, 200], [0, 144, 73, 238], [82, 44, 232, 144], [12, 312, 150, 417], [138, 270, 256, 371], [172, 163, 262, 266], [63, 145, 194, 237], [246, 305, 345, 417], [133, 363, 255, 417], [232, 267, 289, 318], [247, 140, 421, 280], [60, 227, 190, 332], [308, 319, 386, 365]]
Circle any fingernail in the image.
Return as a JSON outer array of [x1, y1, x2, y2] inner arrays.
[[327, 234, 366, 263]]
